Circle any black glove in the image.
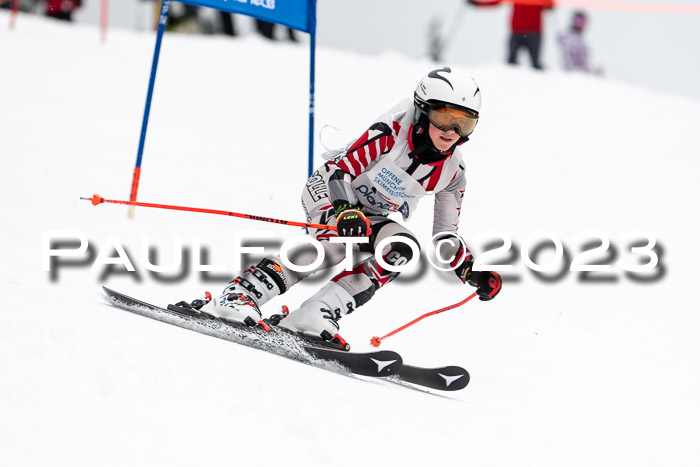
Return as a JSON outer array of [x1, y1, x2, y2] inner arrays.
[[455, 259, 502, 301], [336, 208, 371, 237]]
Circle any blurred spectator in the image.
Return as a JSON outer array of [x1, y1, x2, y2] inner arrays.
[[45, 0, 81, 21], [468, 0, 554, 70], [428, 17, 443, 62], [2, 0, 40, 13], [255, 19, 298, 42], [219, 11, 236, 36], [166, 2, 199, 33], [558, 11, 601, 74], [508, 0, 554, 69]]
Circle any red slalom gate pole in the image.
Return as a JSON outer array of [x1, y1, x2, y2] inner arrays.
[[80, 194, 337, 231], [370, 292, 479, 347], [100, 0, 109, 43], [9, 0, 18, 29]]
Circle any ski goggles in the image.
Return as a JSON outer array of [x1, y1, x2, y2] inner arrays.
[[427, 104, 479, 137]]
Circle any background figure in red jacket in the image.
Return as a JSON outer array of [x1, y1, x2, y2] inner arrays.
[[467, 0, 553, 69], [507, 0, 554, 69], [46, 0, 82, 21]]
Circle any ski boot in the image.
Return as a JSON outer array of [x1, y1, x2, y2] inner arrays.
[[277, 282, 355, 348], [201, 260, 285, 327]]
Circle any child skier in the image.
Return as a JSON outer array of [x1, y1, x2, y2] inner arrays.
[[558, 11, 600, 74], [200, 67, 501, 341]]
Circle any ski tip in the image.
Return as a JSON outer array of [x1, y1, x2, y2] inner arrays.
[[370, 336, 382, 347], [437, 367, 470, 390], [399, 365, 470, 391]]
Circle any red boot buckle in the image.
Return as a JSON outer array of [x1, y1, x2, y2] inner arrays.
[[333, 334, 350, 351], [257, 321, 271, 333]]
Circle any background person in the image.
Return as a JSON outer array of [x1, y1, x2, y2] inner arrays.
[[507, 0, 555, 69], [45, 0, 81, 21], [559, 11, 602, 74]]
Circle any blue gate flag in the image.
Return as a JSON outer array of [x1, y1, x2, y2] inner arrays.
[[129, 0, 319, 218], [181, 0, 317, 33]]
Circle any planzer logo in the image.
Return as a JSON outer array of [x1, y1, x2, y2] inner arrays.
[[355, 184, 395, 211]]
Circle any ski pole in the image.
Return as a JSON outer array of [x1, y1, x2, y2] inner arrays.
[[370, 292, 478, 347], [80, 194, 337, 231]]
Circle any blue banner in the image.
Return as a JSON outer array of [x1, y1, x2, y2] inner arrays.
[[180, 0, 317, 33]]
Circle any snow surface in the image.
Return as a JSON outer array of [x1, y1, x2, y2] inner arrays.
[[2, 12, 700, 467]]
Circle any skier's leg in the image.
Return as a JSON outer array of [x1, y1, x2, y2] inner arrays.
[[507, 34, 520, 65], [203, 167, 346, 324], [332, 218, 418, 306], [280, 218, 419, 338], [527, 33, 543, 69]]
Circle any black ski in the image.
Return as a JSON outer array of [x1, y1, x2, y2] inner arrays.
[[102, 287, 468, 390], [302, 346, 402, 378], [102, 287, 401, 378]]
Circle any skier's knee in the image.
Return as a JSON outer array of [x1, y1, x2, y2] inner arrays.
[[382, 232, 420, 267]]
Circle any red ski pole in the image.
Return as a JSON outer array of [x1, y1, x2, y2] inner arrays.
[[80, 194, 337, 231], [370, 292, 478, 347], [9, 0, 19, 29]]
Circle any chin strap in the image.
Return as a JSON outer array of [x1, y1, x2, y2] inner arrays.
[[407, 141, 431, 159], [409, 134, 454, 165]]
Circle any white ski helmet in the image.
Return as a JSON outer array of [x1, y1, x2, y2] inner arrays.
[[414, 67, 481, 142]]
